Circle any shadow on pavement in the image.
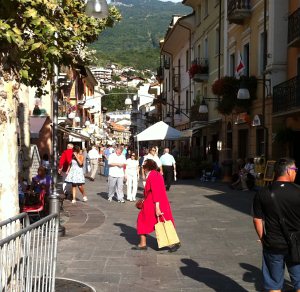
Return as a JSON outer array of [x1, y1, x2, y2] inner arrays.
[[240, 262, 294, 292], [114, 223, 158, 250], [180, 258, 248, 291], [239, 263, 263, 291]]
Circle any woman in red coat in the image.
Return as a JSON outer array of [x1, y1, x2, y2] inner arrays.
[[132, 159, 180, 252]]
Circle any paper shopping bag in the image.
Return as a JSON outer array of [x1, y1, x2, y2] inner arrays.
[[155, 221, 169, 248], [164, 220, 180, 246]]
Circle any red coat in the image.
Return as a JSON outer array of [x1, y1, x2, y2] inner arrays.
[[58, 149, 73, 172], [137, 170, 175, 235]]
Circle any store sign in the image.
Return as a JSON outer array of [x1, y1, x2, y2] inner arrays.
[[252, 114, 262, 127]]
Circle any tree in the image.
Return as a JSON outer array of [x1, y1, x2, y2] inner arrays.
[[0, 0, 121, 222]]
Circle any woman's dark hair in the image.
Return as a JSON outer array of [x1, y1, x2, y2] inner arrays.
[[143, 159, 158, 171], [274, 157, 295, 177], [73, 145, 80, 153], [42, 153, 49, 161]]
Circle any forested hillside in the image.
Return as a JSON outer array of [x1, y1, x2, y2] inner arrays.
[[91, 0, 192, 70]]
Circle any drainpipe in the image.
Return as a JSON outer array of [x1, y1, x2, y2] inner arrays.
[[223, 0, 228, 76]]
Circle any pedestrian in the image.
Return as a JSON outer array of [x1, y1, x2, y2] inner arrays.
[[87, 145, 100, 181], [132, 159, 180, 252], [41, 153, 51, 175], [253, 157, 300, 292], [103, 143, 114, 177], [160, 147, 176, 191], [58, 143, 73, 197], [107, 146, 126, 203], [65, 145, 87, 203], [82, 148, 88, 176], [125, 152, 139, 201], [142, 146, 163, 182]]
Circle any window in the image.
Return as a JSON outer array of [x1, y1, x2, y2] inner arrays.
[[229, 53, 235, 77], [196, 5, 201, 24], [243, 43, 250, 77], [215, 27, 220, 56], [204, 38, 208, 59], [186, 50, 189, 71], [197, 44, 201, 61], [259, 31, 267, 75], [185, 90, 189, 114], [204, 0, 208, 17]]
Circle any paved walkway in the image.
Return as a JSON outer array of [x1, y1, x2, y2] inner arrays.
[[55, 174, 294, 292]]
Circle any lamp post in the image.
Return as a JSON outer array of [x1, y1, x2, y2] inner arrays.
[[50, 0, 109, 237]]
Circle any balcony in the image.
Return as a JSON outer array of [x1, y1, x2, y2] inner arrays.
[[288, 8, 300, 47], [189, 58, 209, 83], [173, 74, 181, 92], [227, 0, 251, 25], [273, 76, 300, 115]]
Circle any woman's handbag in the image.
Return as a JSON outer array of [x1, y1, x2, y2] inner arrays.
[[135, 199, 144, 209], [155, 215, 180, 248]]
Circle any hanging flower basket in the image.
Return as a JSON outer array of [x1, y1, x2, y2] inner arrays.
[[188, 62, 209, 79]]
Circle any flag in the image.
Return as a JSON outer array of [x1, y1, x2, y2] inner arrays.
[[235, 51, 245, 79]]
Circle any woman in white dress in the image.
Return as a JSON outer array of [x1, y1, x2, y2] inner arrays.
[[65, 146, 87, 203], [125, 152, 139, 201]]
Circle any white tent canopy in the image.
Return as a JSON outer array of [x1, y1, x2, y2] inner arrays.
[[135, 121, 182, 142]]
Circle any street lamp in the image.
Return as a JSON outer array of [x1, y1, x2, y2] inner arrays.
[[50, 0, 109, 236], [198, 97, 219, 114]]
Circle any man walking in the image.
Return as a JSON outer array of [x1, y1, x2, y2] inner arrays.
[[103, 144, 114, 177], [160, 147, 176, 191], [107, 147, 126, 203], [253, 157, 300, 292], [58, 143, 73, 196], [87, 145, 100, 181]]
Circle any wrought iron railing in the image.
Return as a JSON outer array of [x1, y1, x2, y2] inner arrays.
[[0, 213, 58, 292], [227, 0, 251, 23], [288, 8, 300, 46], [273, 76, 300, 114]]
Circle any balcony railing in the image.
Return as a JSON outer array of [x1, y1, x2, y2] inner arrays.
[[227, 0, 251, 24], [189, 58, 209, 82], [288, 8, 300, 47], [273, 76, 300, 115]]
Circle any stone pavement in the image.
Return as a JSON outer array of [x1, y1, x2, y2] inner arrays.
[[55, 174, 294, 292]]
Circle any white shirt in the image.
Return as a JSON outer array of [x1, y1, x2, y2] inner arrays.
[[160, 153, 176, 166], [88, 148, 100, 160], [143, 153, 162, 168], [108, 153, 126, 177], [125, 158, 139, 176]]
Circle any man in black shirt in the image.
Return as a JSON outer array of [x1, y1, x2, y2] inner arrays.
[[253, 157, 300, 292]]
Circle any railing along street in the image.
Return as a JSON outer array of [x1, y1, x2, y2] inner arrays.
[[0, 213, 58, 292]]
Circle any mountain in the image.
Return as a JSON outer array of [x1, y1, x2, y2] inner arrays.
[[91, 0, 192, 70]]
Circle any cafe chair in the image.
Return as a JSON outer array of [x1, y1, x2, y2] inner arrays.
[[22, 189, 46, 221]]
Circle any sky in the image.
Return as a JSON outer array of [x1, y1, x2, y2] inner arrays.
[[159, 0, 182, 2]]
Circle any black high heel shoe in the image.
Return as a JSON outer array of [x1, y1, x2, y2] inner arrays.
[[168, 243, 181, 253], [131, 245, 147, 250]]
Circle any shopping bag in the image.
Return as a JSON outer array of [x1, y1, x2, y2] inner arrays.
[[155, 221, 169, 248], [164, 219, 180, 246], [155, 216, 180, 248]]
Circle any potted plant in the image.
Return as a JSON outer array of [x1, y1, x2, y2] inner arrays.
[[176, 157, 199, 179]]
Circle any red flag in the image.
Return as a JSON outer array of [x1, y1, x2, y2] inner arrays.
[[235, 51, 245, 79]]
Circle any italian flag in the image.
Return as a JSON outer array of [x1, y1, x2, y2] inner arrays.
[[235, 51, 245, 79]]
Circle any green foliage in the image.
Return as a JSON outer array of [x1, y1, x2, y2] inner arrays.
[[0, 0, 121, 91], [212, 76, 257, 115], [90, 0, 192, 70]]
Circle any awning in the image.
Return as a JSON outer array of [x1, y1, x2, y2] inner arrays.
[[30, 116, 47, 138], [57, 125, 91, 142]]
